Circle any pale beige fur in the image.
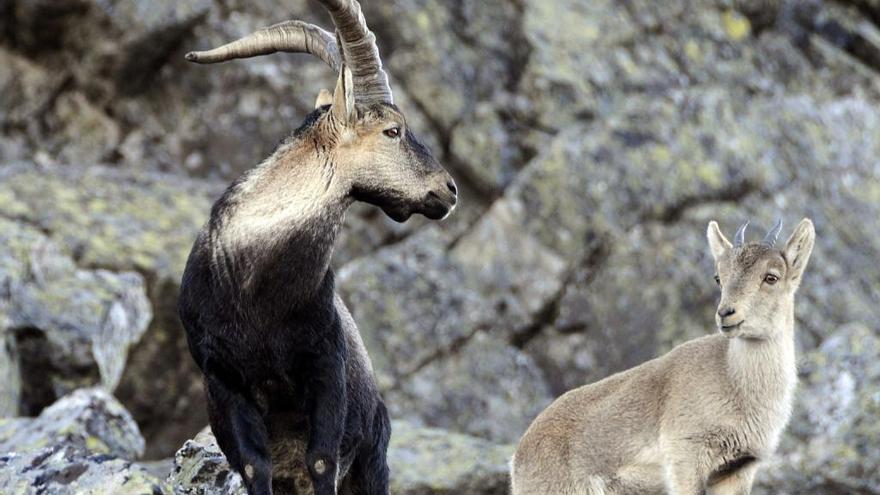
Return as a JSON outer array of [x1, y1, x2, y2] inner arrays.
[[511, 219, 816, 495]]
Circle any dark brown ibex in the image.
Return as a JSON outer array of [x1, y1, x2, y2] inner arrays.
[[511, 219, 815, 495], [178, 2, 457, 494]]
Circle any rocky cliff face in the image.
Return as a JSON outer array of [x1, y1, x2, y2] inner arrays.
[[1, 0, 879, 493]]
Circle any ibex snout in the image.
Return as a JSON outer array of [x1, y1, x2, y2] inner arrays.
[[422, 174, 457, 220], [716, 300, 745, 336], [717, 306, 736, 318]]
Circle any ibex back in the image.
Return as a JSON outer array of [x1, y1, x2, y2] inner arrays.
[[178, 2, 457, 494], [511, 219, 815, 495]]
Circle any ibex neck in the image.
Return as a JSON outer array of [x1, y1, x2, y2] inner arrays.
[[214, 141, 350, 307], [726, 305, 797, 414]]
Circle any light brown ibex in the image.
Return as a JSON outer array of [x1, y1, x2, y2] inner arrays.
[[178, 2, 457, 494], [511, 219, 816, 495]]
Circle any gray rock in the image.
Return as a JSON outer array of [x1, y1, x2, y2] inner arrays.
[[338, 227, 481, 387], [96, 0, 213, 95], [0, 388, 165, 494], [449, 197, 569, 339], [0, 387, 144, 459], [388, 420, 513, 495], [0, 48, 64, 128], [0, 327, 19, 418], [171, 428, 246, 495], [0, 217, 151, 416], [0, 163, 220, 456], [0, 444, 167, 495], [448, 103, 521, 194], [388, 332, 552, 444], [339, 223, 556, 442], [169, 421, 512, 495]]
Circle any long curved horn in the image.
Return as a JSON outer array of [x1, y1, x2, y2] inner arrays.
[[185, 20, 342, 72], [733, 220, 749, 248], [762, 219, 783, 247], [316, 0, 393, 104]]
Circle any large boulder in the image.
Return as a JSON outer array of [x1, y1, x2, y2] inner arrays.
[[0, 388, 144, 459], [0, 163, 220, 457], [339, 227, 482, 385], [170, 421, 512, 495], [388, 420, 513, 495], [0, 388, 166, 495], [388, 332, 551, 443], [0, 445, 166, 495], [0, 217, 151, 416]]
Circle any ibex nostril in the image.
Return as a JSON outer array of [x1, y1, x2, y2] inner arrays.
[[446, 180, 457, 196], [718, 307, 736, 318]]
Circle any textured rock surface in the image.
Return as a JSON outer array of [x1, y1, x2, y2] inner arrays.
[[0, 388, 165, 495], [0, 388, 144, 459], [0, 163, 218, 457], [170, 422, 512, 495], [171, 428, 245, 495], [387, 332, 552, 443], [0, 445, 167, 495], [339, 228, 555, 441], [388, 421, 513, 495], [0, 216, 151, 416]]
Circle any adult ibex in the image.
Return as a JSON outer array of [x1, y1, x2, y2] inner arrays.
[[178, 2, 457, 494], [511, 219, 815, 495]]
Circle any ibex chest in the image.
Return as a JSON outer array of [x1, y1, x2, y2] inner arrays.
[[726, 338, 797, 453]]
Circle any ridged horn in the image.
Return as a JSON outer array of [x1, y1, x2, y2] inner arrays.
[[733, 220, 749, 248], [762, 219, 783, 247], [185, 20, 342, 73], [317, 0, 393, 104]]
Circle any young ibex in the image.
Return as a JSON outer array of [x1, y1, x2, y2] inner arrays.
[[511, 219, 816, 495], [178, 2, 457, 494]]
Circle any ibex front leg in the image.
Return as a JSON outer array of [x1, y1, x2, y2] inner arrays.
[[304, 335, 348, 495], [204, 366, 273, 495]]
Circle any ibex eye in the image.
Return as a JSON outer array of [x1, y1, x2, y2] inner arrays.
[[383, 127, 400, 138], [714, 275, 721, 286], [764, 274, 779, 285]]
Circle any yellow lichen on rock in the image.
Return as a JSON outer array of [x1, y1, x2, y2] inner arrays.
[[723, 9, 751, 41]]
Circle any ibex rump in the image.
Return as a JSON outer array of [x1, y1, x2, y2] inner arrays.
[[178, 2, 457, 494], [511, 219, 815, 495]]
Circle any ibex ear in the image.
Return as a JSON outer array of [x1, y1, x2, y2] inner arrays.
[[331, 65, 356, 125], [315, 88, 333, 109], [783, 218, 815, 289], [707, 221, 732, 262]]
